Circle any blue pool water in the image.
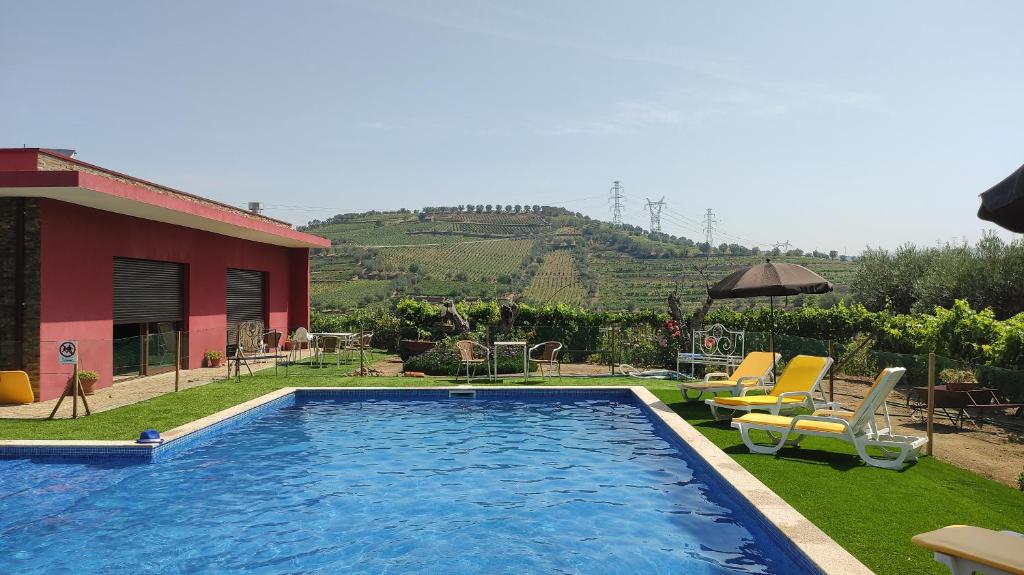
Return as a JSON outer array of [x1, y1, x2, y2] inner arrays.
[[0, 391, 818, 574]]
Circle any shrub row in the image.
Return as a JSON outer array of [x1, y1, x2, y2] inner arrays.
[[314, 298, 1024, 372]]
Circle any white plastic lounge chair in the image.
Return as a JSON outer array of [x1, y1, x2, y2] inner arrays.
[[912, 525, 1024, 575], [706, 355, 833, 420], [678, 351, 780, 401], [731, 367, 928, 470]]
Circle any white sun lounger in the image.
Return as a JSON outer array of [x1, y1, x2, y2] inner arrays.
[[707, 355, 833, 420], [677, 351, 779, 401], [731, 367, 927, 470], [912, 525, 1024, 575]]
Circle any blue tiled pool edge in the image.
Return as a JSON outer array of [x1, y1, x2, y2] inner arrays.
[[0, 386, 871, 574]]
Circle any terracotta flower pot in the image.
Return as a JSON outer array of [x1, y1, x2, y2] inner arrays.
[[79, 378, 97, 395], [399, 339, 436, 360], [207, 357, 223, 368]]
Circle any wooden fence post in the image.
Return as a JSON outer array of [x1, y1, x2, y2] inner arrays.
[[359, 330, 365, 376], [927, 352, 935, 456], [828, 340, 835, 404], [174, 330, 181, 392]]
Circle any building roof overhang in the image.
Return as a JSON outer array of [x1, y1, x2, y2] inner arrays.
[[0, 165, 330, 249]]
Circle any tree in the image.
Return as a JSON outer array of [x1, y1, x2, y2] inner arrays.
[[829, 250, 838, 260], [485, 204, 493, 212], [505, 204, 513, 212], [475, 204, 484, 213], [514, 204, 522, 212], [532, 204, 541, 213]]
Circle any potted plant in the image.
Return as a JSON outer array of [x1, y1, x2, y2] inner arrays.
[[939, 368, 977, 391], [399, 328, 436, 360], [77, 370, 99, 395], [205, 350, 224, 368]]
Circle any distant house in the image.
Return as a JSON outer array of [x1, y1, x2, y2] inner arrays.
[[0, 149, 330, 401]]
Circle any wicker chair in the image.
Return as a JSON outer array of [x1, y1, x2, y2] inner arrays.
[[455, 340, 492, 383], [529, 341, 563, 380], [318, 336, 342, 368]]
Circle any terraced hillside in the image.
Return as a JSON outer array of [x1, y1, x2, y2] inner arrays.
[[304, 208, 857, 312], [590, 250, 856, 310], [522, 250, 587, 306]]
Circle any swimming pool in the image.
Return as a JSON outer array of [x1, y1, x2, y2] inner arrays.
[[0, 388, 839, 574]]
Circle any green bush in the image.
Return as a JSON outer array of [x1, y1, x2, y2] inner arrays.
[[317, 297, 1024, 382], [311, 307, 402, 352], [403, 338, 538, 376]]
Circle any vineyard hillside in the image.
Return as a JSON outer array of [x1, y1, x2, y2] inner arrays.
[[302, 207, 858, 312]]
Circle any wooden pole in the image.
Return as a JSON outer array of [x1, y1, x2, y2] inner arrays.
[[174, 330, 181, 392], [828, 340, 835, 404], [78, 367, 91, 416], [609, 325, 617, 375], [47, 380, 69, 419], [359, 330, 365, 376], [71, 364, 79, 419], [769, 296, 777, 380], [927, 352, 935, 456]]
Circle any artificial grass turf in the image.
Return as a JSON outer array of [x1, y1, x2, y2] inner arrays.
[[658, 394, 1024, 575], [0, 369, 1020, 574]]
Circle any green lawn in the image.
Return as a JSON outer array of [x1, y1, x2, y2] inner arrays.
[[1, 364, 1021, 574]]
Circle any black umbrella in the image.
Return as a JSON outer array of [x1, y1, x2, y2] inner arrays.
[[978, 163, 1024, 233], [708, 259, 833, 376]]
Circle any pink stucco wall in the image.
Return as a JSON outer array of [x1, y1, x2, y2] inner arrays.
[[34, 199, 311, 401]]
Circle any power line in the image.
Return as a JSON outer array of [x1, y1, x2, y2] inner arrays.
[[609, 180, 625, 226], [644, 197, 666, 234]]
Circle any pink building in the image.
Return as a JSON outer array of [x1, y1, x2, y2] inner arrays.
[[0, 149, 330, 401]]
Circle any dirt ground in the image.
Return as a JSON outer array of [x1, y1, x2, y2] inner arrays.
[[829, 376, 1023, 487]]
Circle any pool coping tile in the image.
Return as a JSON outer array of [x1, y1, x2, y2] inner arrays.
[[627, 386, 872, 575]]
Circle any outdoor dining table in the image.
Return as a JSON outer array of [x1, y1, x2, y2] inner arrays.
[[492, 341, 529, 381], [308, 332, 355, 363]]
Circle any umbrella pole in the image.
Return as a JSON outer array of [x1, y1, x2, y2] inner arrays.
[[769, 296, 776, 380]]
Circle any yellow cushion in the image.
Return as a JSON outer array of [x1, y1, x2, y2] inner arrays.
[[771, 355, 829, 396], [714, 395, 804, 406], [683, 379, 749, 390], [735, 412, 847, 434], [729, 351, 776, 381], [0, 371, 34, 404], [912, 526, 1024, 575]]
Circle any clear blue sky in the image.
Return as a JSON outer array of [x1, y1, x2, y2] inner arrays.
[[2, 1, 1021, 252]]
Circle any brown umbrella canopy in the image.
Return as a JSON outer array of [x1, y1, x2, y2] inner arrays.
[[709, 260, 833, 299], [708, 259, 833, 378], [977, 163, 1024, 233]]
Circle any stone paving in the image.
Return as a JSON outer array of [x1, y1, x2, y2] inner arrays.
[[0, 363, 274, 419]]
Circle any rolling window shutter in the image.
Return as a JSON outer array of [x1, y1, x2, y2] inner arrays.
[[226, 268, 266, 347], [113, 258, 184, 325]]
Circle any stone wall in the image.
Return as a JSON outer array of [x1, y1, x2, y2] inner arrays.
[[0, 198, 41, 398]]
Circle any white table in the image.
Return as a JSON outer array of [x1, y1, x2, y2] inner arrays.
[[493, 341, 529, 381], [308, 332, 355, 364]]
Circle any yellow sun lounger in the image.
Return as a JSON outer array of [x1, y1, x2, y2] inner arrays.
[[677, 351, 780, 401], [731, 367, 928, 469], [706, 355, 832, 420], [0, 371, 34, 404], [912, 525, 1024, 575]]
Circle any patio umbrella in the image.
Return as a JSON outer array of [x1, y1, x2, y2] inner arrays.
[[708, 259, 833, 376], [977, 163, 1024, 233]]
